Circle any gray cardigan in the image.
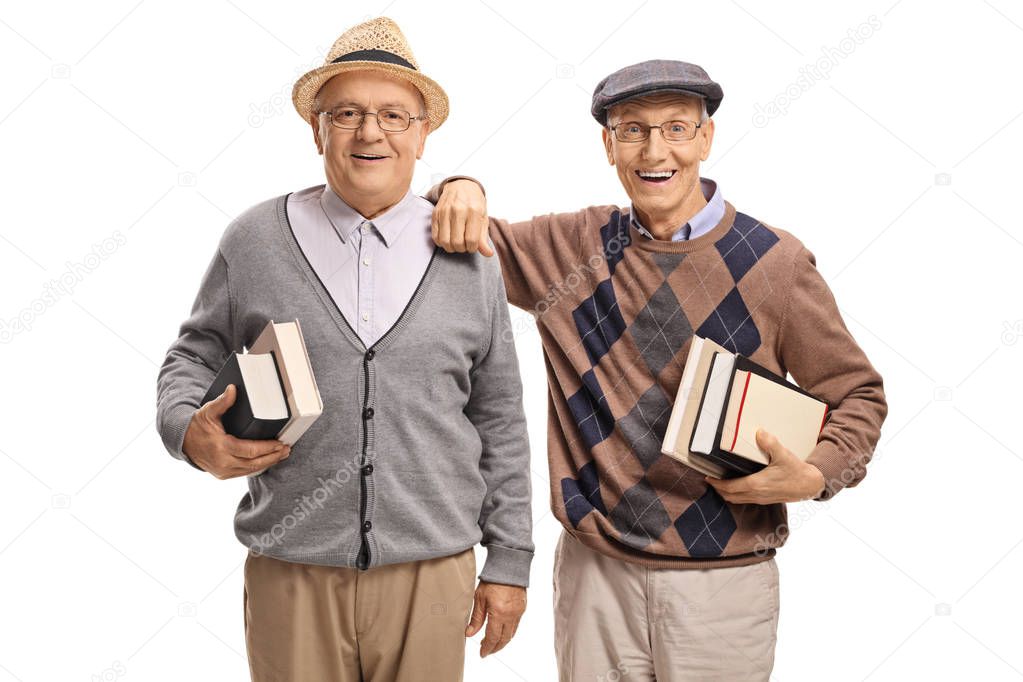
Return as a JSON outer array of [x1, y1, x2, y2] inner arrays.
[[155, 193, 534, 586]]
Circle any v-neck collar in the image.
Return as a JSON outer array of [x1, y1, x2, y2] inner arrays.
[[276, 193, 441, 354]]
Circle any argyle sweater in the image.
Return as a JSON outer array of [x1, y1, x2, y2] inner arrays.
[[434, 190, 888, 569]]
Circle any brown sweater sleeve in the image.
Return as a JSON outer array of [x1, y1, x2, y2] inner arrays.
[[486, 212, 579, 312], [426, 177, 587, 312], [778, 245, 888, 500]]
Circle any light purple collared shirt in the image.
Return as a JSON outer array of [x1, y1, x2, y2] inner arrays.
[[287, 184, 435, 347], [631, 176, 724, 241]]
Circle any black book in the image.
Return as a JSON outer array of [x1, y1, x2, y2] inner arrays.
[[200, 351, 291, 440]]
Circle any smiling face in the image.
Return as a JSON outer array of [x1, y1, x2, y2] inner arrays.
[[310, 70, 429, 219], [602, 92, 715, 236]]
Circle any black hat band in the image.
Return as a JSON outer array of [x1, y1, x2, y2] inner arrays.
[[331, 49, 416, 71]]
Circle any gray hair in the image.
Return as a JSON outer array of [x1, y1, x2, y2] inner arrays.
[[695, 96, 709, 123]]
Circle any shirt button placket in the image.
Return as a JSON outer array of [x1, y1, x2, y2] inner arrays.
[[357, 220, 374, 341]]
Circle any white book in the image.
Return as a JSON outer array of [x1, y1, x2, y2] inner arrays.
[[690, 352, 737, 457], [660, 336, 729, 478], [238, 353, 289, 422], [246, 319, 324, 475]]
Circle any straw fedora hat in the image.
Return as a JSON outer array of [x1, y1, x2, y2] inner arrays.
[[292, 17, 449, 131]]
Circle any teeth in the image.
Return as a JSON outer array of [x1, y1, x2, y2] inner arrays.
[[638, 170, 675, 178], [354, 154, 384, 159]]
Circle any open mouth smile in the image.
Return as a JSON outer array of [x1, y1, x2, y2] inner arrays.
[[635, 170, 677, 184]]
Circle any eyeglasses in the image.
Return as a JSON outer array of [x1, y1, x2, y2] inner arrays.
[[318, 107, 422, 132], [610, 120, 702, 143]]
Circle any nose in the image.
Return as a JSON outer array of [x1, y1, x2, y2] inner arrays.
[[641, 126, 668, 159], [356, 113, 385, 143]]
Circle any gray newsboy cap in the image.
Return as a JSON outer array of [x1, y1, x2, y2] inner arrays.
[[591, 59, 723, 125]]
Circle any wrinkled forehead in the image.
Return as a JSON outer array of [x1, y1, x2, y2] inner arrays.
[[316, 70, 424, 110], [608, 92, 704, 123]]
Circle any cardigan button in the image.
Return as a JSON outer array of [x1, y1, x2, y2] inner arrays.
[[363, 407, 374, 420], [365, 349, 375, 361], [362, 520, 372, 533], [362, 464, 374, 475]]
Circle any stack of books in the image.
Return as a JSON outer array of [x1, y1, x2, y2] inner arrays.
[[201, 319, 323, 475], [660, 336, 830, 479]]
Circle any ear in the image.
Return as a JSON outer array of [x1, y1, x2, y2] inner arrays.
[[310, 113, 324, 156], [602, 127, 615, 166], [698, 117, 715, 162]]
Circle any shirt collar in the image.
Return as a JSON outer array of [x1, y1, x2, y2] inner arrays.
[[631, 177, 724, 241], [319, 184, 419, 247]]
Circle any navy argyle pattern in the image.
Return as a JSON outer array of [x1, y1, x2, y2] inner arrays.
[[573, 279, 627, 366], [675, 487, 738, 557], [561, 209, 780, 557]]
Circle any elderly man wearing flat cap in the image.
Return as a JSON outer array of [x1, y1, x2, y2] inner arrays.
[[156, 17, 534, 682], [431, 60, 888, 679]]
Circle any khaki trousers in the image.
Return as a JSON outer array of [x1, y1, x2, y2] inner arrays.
[[244, 548, 476, 682], [553, 531, 780, 682]]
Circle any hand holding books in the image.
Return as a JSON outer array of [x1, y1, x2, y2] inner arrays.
[[704, 428, 827, 504], [661, 334, 830, 504], [182, 383, 292, 479], [186, 319, 323, 478]]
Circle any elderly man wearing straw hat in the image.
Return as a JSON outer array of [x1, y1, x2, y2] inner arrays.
[[430, 61, 887, 679], [156, 17, 533, 682]]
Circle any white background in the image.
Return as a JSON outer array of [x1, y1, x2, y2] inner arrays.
[[2, 0, 1022, 680]]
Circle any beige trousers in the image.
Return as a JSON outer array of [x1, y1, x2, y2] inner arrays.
[[553, 530, 780, 682], [243, 548, 476, 682]]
